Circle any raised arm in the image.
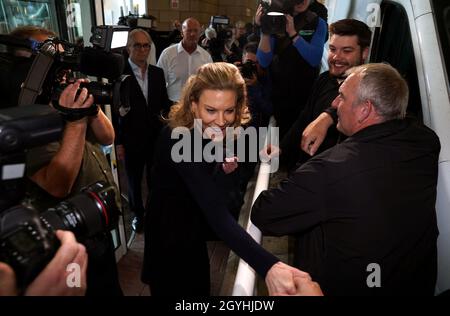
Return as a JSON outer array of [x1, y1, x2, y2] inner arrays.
[[30, 81, 92, 198], [289, 17, 327, 67]]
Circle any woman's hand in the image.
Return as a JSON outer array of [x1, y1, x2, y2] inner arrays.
[[265, 261, 304, 295], [222, 157, 238, 174]]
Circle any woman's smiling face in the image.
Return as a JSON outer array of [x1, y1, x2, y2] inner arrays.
[[191, 89, 237, 138]]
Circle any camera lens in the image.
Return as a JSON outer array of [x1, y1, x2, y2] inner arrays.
[[0, 181, 119, 289], [40, 181, 119, 238]]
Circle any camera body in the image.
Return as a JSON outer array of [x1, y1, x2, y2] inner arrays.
[[209, 15, 233, 41], [0, 105, 120, 291], [260, 0, 307, 35], [240, 60, 258, 80], [16, 25, 131, 118], [0, 181, 119, 290]]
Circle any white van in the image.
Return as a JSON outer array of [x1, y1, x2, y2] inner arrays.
[[324, 0, 450, 294]]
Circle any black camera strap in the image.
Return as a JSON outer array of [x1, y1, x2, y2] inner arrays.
[[52, 100, 99, 122], [18, 52, 54, 106]]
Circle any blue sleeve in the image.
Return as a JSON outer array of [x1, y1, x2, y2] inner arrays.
[[256, 36, 276, 68], [294, 17, 327, 67]]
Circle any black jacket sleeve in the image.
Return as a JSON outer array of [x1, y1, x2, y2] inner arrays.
[[251, 157, 326, 236], [171, 144, 279, 277]]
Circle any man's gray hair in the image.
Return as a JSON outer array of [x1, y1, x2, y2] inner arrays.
[[348, 63, 409, 120], [127, 28, 152, 46]]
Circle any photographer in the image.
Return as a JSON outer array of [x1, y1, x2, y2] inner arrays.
[[201, 27, 223, 62], [25, 81, 123, 296], [0, 26, 56, 109], [237, 42, 273, 201], [0, 231, 87, 296], [240, 42, 273, 128], [255, 0, 327, 137]]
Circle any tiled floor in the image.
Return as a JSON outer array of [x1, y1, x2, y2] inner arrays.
[[117, 232, 233, 296]]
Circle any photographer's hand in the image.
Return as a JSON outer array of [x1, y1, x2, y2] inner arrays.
[[31, 80, 93, 198], [59, 80, 94, 118], [255, 4, 263, 26], [61, 79, 115, 146], [25, 231, 87, 296], [0, 262, 18, 296], [0, 231, 87, 296], [285, 15, 297, 39]]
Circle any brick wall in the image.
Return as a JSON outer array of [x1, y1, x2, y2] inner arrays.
[[147, 0, 257, 31]]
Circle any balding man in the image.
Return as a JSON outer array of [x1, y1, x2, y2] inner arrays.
[[116, 28, 170, 233], [157, 18, 213, 103], [252, 63, 440, 296]]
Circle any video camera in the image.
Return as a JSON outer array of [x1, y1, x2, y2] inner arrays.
[[260, 0, 307, 35], [118, 13, 156, 29], [1, 25, 132, 121], [0, 105, 120, 291], [209, 16, 233, 42]]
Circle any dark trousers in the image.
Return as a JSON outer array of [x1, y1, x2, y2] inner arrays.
[[148, 243, 211, 296], [123, 149, 152, 219], [85, 233, 123, 296]]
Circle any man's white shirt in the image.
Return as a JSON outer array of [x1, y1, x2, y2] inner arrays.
[[128, 58, 149, 103], [157, 42, 212, 102]]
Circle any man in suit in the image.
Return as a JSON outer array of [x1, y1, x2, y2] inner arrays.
[[116, 29, 171, 233]]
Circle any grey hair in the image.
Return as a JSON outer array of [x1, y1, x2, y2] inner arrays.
[[127, 28, 152, 46], [348, 63, 409, 121]]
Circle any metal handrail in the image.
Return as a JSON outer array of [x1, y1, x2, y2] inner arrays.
[[232, 117, 277, 296]]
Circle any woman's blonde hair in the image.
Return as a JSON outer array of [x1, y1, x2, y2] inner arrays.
[[168, 62, 250, 129]]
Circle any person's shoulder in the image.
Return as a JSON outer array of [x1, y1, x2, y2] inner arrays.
[[148, 63, 164, 75], [313, 71, 335, 89], [197, 45, 212, 56], [407, 118, 441, 149], [159, 44, 178, 58], [318, 70, 331, 80]]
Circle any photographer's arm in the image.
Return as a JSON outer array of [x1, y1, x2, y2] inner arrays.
[[257, 35, 274, 68], [255, 4, 274, 68], [88, 109, 115, 146], [290, 17, 327, 67], [0, 231, 87, 296], [31, 81, 92, 198]]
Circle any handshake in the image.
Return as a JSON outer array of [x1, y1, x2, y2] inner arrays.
[[266, 261, 323, 296]]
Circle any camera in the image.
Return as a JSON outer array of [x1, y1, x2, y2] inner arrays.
[[260, 0, 307, 35], [8, 25, 132, 120], [0, 104, 120, 290], [209, 15, 233, 41], [0, 181, 119, 289], [240, 60, 258, 80]]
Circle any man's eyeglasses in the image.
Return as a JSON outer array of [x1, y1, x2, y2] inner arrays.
[[133, 43, 151, 49]]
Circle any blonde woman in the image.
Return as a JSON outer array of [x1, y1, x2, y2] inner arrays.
[[142, 62, 304, 296]]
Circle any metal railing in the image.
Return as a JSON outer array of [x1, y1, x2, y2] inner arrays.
[[232, 117, 277, 296]]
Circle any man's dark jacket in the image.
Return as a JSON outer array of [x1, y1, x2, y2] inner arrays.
[[252, 119, 440, 296], [116, 62, 170, 152]]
